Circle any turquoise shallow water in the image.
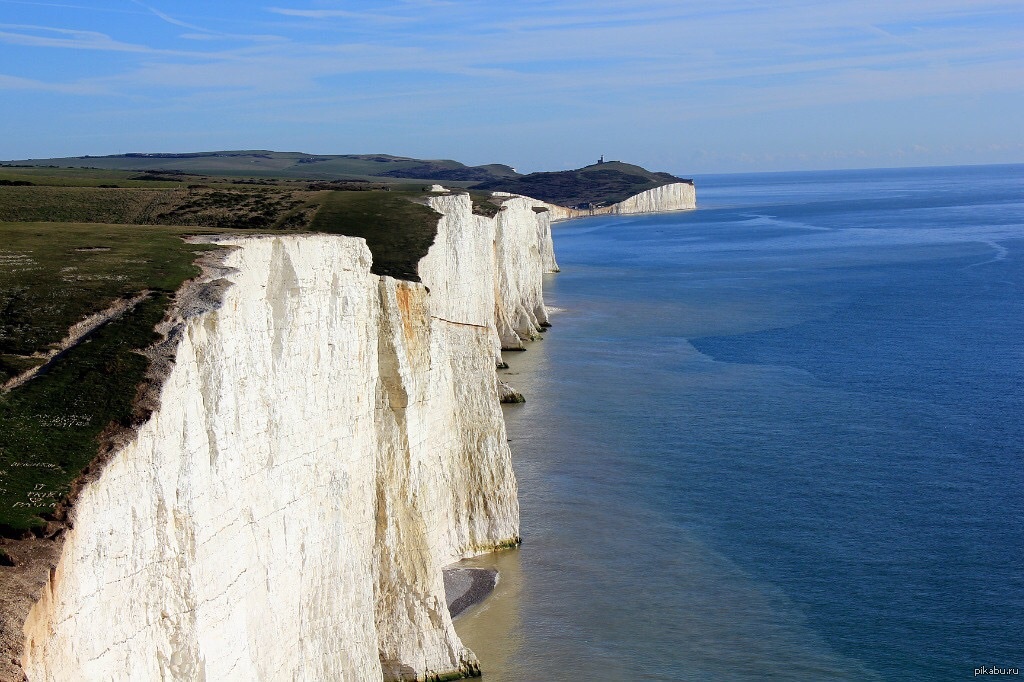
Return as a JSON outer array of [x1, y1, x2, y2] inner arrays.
[[457, 164, 1024, 681]]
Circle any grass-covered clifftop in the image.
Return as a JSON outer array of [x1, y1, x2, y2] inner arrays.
[[308, 190, 441, 281], [0, 222, 224, 534]]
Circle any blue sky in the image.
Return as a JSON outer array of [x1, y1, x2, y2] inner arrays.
[[0, 0, 1021, 173]]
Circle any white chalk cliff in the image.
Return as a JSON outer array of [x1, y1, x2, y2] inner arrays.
[[17, 186, 692, 681], [541, 181, 696, 221]]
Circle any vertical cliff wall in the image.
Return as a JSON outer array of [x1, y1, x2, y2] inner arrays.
[[418, 193, 559, 353], [18, 192, 561, 681], [605, 182, 697, 215], [490, 196, 555, 351], [540, 181, 696, 221]]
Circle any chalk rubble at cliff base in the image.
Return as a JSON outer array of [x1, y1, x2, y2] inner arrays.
[[9, 184, 694, 681]]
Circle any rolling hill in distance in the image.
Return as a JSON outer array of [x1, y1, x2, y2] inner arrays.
[[2, 151, 690, 208]]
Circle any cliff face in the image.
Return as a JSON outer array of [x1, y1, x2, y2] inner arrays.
[[605, 182, 697, 215], [490, 196, 556, 350], [419, 193, 559, 353], [18, 195, 558, 681], [540, 181, 696, 221]]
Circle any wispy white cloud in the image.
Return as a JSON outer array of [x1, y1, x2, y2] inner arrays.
[[266, 7, 414, 23], [0, 71, 103, 93], [0, 24, 162, 52], [0, 21, 281, 58], [131, 1, 285, 42], [6, 0, 1021, 104], [130, 0, 209, 33], [177, 32, 284, 42], [0, 0, 143, 14]]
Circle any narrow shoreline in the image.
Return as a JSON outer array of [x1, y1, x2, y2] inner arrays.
[[444, 567, 498, 618]]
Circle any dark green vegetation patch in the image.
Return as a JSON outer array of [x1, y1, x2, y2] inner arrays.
[[0, 223, 217, 382], [308, 190, 441, 281], [0, 293, 168, 535], [0, 222, 220, 534], [465, 191, 502, 218], [471, 161, 690, 208], [0, 185, 320, 230]]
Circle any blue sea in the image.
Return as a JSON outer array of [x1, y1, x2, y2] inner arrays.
[[455, 164, 1024, 681]]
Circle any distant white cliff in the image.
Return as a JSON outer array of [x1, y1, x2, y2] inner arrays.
[[541, 181, 697, 220], [16, 185, 693, 681], [607, 182, 697, 215]]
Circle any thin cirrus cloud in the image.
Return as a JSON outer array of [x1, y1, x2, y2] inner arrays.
[[0, 0, 143, 13], [0, 23, 258, 59], [266, 7, 415, 23], [131, 0, 285, 41], [130, 0, 211, 33], [0, 23, 170, 53], [0, 71, 103, 93]]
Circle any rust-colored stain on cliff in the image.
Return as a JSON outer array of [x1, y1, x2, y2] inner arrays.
[[395, 284, 424, 349]]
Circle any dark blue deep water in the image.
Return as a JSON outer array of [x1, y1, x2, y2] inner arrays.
[[458, 164, 1024, 681]]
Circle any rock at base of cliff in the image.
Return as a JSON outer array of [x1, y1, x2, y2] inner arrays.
[[497, 381, 525, 404], [443, 568, 499, 618]]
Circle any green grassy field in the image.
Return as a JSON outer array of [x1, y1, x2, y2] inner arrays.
[[0, 222, 222, 379], [0, 167, 311, 189], [0, 167, 186, 188], [0, 222, 225, 534], [0, 187, 178, 224]]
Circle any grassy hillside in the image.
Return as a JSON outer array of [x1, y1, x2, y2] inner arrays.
[[471, 161, 690, 207], [3, 151, 521, 184], [0, 222, 225, 534], [0, 223, 217, 378], [0, 185, 321, 230], [4, 153, 688, 207]]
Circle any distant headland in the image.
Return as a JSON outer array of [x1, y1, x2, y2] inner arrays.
[[2, 150, 691, 212]]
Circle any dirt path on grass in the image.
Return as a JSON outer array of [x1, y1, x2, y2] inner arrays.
[[2, 291, 150, 394]]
